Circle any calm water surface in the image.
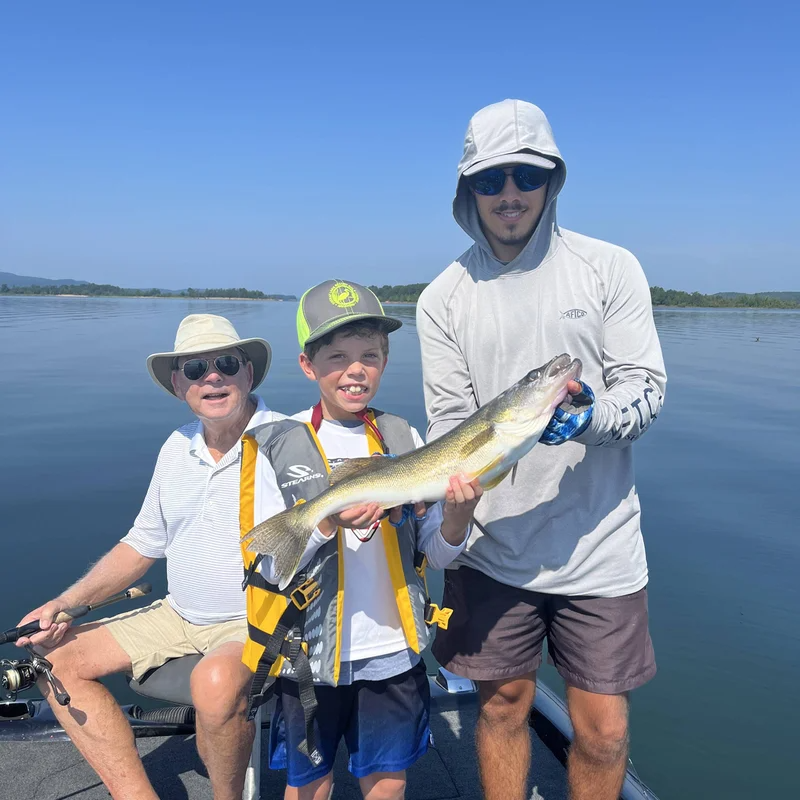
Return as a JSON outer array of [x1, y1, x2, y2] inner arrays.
[[1, 296, 799, 798]]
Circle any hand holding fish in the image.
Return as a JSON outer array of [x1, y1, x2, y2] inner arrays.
[[440, 475, 483, 545], [317, 503, 385, 538], [539, 380, 595, 445]]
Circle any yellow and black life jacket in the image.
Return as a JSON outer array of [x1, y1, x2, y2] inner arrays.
[[238, 409, 451, 764]]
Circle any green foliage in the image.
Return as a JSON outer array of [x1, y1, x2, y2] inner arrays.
[[368, 283, 429, 303], [649, 286, 799, 309], [5, 280, 798, 309], [712, 291, 800, 303], [368, 283, 800, 309], [3, 282, 296, 301]]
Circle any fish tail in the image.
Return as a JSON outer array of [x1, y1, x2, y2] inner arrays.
[[241, 504, 317, 591]]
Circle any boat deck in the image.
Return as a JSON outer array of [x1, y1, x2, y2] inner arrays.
[[0, 694, 568, 799]]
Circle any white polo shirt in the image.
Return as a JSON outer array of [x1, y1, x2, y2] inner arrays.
[[120, 395, 284, 625]]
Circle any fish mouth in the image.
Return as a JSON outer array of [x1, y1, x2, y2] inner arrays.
[[544, 353, 582, 382]]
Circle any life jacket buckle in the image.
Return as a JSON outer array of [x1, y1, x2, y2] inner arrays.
[[424, 603, 453, 630], [290, 578, 320, 611]]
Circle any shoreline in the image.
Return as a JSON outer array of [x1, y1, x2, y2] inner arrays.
[[2, 295, 798, 311], [4, 294, 293, 302], [378, 300, 800, 311]]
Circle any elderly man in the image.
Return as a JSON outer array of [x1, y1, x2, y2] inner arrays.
[[15, 313, 283, 800]]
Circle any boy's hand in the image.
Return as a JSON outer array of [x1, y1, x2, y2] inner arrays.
[[440, 475, 483, 545], [318, 503, 384, 538]]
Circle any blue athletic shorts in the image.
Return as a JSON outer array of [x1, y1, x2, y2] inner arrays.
[[268, 660, 431, 787]]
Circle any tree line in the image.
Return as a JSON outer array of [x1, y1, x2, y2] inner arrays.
[[648, 286, 798, 308], [2, 280, 796, 309], [368, 283, 800, 309], [368, 283, 429, 303], [0, 282, 296, 301]]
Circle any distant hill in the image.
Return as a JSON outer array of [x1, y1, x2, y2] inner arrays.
[[0, 271, 87, 288], [1, 280, 296, 301]]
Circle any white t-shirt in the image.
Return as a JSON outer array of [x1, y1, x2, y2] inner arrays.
[[313, 417, 407, 660], [256, 409, 466, 662]]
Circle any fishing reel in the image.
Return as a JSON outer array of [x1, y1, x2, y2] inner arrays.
[[0, 582, 151, 708], [1, 645, 70, 705]]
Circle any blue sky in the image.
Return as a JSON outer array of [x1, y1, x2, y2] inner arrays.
[[2, 1, 797, 295]]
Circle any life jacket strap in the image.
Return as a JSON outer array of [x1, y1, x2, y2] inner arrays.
[[241, 554, 264, 591], [311, 401, 389, 455], [288, 639, 323, 767], [414, 552, 428, 578], [246, 575, 323, 766]]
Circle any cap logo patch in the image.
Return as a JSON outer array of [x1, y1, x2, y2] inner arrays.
[[329, 282, 360, 309]]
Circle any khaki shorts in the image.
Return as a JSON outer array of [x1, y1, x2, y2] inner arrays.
[[97, 599, 248, 681]]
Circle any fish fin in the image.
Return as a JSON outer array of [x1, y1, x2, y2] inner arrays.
[[241, 505, 315, 591], [329, 457, 387, 486], [511, 462, 518, 486], [475, 451, 514, 490], [482, 467, 513, 490]]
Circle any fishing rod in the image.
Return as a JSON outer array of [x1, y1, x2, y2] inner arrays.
[[0, 583, 151, 645], [1, 583, 152, 706]]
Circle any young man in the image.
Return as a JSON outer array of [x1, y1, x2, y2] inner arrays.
[[15, 313, 282, 800], [416, 100, 668, 800], [239, 280, 481, 800]]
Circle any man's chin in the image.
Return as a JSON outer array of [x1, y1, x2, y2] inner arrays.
[[193, 397, 238, 420], [496, 225, 536, 247]]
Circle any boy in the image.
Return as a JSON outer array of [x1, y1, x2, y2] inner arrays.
[[239, 280, 481, 800]]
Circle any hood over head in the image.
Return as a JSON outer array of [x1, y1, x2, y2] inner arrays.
[[454, 99, 567, 270]]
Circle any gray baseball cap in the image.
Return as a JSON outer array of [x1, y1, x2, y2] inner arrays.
[[296, 279, 403, 348]]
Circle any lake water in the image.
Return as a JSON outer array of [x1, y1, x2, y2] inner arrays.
[[1, 296, 799, 798]]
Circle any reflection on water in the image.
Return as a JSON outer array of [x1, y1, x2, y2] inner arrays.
[[1, 297, 798, 799]]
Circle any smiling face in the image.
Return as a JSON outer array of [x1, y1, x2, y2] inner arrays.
[[472, 165, 548, 262], [299, 330, 388, 421], [171, 346, 254, 425]]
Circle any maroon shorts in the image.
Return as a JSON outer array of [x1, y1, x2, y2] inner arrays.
[[432, 566, 656, 694]]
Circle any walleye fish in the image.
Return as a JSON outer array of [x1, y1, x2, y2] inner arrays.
[[242, 353, 582, 589]]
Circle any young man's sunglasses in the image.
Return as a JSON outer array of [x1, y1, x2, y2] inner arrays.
[[176, 355, 246, 381], [467, 164, 550, 196]]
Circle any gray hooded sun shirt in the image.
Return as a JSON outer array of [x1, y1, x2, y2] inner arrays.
[[416, 100, 667, 597]]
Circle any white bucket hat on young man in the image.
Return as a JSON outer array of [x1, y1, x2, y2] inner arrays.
[[146, 313, 272, 398]]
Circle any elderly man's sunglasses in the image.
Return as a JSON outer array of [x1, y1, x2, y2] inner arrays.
[[176, 355, 246, 381], [467, 164, 550, 196]]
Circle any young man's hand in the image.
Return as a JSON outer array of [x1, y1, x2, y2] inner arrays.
[[539, 379, 595, 445], [440, 475, 483, 545]]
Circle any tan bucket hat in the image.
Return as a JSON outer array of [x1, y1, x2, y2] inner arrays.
[[146, 313, 272, 397]]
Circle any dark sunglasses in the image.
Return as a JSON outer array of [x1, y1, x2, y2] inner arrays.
[[467, 164, 550, 196], [176, 355, 246, 381]]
